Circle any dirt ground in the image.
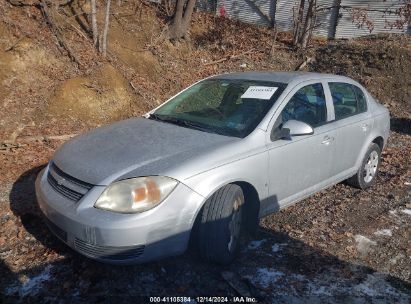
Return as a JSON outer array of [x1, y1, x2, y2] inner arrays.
[[0, 1, 410, 303]]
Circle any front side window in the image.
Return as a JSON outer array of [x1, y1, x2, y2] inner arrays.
[[152, 79, 286, 138], [329, 82, 367, 120], [281, 83, 327, 127]]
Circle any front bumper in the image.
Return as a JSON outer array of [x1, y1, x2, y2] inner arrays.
[[35, 167, 205, 264]]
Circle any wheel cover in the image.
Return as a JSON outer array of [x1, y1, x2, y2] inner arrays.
[[228, 197, 242, 252], [363, 150, 379, 183]]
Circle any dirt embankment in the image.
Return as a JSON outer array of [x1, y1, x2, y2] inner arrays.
[[1, 1, 409, 139]]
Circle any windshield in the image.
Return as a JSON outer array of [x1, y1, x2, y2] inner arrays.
[[150, 79, 286, 138]]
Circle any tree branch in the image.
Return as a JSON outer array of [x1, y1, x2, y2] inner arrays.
[[203, 49, 256, 66]]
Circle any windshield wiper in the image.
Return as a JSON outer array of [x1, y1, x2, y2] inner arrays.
[[148, 113, 165, 121], [149, 113, 235, 135], [148, 113, 185, 126], [178, 119, 212, 133], [149, 113, 216, 133]]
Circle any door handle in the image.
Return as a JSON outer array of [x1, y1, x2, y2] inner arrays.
[[361, 123, 369, 132], [321, 135, 334, 145]]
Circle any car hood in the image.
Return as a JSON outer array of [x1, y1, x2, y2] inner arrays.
[[52, 118, 237, 185]]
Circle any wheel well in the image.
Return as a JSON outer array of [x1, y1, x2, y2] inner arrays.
[[189, 181, 261, 246], [233, 181, 261, 235], [372, 136, 384, 150]]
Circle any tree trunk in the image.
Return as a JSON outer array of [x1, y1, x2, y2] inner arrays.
[[292, 0, 305, 46], [101, 0, 111, 56], [168, 0, 197, 40], [90, 0, 98, 46], [292, 0, 317, 48], [300, 0, 316, 48]]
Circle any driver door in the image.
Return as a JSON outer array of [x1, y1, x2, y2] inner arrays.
[[264, 81, 337, 213]]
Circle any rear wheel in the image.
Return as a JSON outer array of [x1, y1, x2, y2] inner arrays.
[[198, 184, 244, 264], [346, 143, 381, 189]]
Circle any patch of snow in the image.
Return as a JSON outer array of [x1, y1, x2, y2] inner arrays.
[[389, 210, 397, 216], [5, 265, 54, 297], [20, 265, 53, 297], [354, 235, 377, 255], [271, 243, 287, 253], [400, 209, 411, 215], [354, 272, 405, 298], [374, 229, 393, 237], [4, 285, 19, 296], [243, 266, 410, 303], [404, 181, 411, 186], [355, 281, 378, 297], [247, 239, 266, 250], [249, 268, 284, 289], [271, 244, 280, 253], [291, 273, 306, 281], [307, 282, 332, 296]]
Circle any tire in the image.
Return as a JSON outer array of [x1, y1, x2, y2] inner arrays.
[[346, 143, 381, 189], [198, 184, 244, 264]]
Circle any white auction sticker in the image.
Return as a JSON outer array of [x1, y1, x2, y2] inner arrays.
[[241, 86, 278, 100]]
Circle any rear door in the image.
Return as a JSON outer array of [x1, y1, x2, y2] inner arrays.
[[326, 82, 373, 175]]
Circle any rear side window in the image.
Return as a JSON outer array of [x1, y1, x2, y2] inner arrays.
[[282, 83, 327, 127], [329, 83, 367, 120], [352, 85, 367, 113]]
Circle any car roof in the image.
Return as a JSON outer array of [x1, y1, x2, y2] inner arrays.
[[211, 71, 353, 85]]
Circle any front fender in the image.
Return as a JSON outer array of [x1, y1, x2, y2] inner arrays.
[[183, 151, 269, 202]]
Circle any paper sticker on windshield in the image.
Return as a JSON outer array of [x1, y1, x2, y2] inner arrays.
[[241, 86, 278, 100]]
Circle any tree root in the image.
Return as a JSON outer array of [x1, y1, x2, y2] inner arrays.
[[40, 0, 81, 67]]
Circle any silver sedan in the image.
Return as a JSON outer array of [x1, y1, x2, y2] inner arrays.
[[35, 72, 390, 264]]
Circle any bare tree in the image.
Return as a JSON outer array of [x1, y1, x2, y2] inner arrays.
[[292, 0, 411, 49], [292, 0, 306, 47], [89, 0, 111, 56], [167, 0, 197, 40], [350, 0, 411, 32], [101, 0, 111, 56], [90, 0, 98, 46], [392, 0, 411, 29], [292, 0, 317, 49], [300, 0, 317, 48]]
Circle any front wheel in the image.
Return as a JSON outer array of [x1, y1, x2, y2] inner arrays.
[[346, 143, 381, 189], [197, 184, 244, 264]]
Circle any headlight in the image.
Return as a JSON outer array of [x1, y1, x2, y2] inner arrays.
[[94, 176, 178, 213]]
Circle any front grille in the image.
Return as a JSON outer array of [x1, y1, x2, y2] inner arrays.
[[47, 173, 84, 201], [74, 238, 145, 261], [47, 163, 93, 202], [44, 217, 67, 242]]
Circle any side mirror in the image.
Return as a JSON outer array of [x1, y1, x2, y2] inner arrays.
[[282, 120, 314, 136]]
